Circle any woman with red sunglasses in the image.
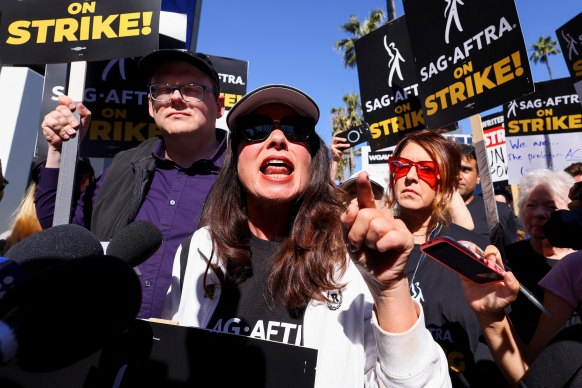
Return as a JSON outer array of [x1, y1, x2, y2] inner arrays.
[[162, 86, 450, 387], [387, 130, 504, 387]]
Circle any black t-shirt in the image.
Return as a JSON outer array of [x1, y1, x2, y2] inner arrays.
[[466, 194, 518, 247], [505, 239, 558, 344], [207, 235, 305, 346], [405, 222, 504, 388]]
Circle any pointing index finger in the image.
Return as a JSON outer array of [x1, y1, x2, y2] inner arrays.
[[356, 171, 376, 209]]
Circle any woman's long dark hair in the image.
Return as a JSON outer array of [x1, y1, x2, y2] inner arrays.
[[200, 132, 348, 308]]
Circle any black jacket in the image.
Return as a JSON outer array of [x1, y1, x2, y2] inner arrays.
[[90, 137, 159, 240]]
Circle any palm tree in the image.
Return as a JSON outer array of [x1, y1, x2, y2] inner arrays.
[[330, 92, 364, 180], [529, 36, 561, 80], [334, 9, 386, 68]]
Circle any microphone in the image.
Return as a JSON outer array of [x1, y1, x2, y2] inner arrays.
[[0, 255, 141, 371], [106, 220, 163, 267], [0, 257, 27, 300], [543, 208, 582, 250], [4, 224, 104, 274]]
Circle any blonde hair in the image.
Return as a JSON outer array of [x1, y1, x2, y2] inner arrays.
[[2, 182, 41, 254]]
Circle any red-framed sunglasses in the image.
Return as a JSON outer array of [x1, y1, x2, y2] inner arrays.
[[388, 156, 439, 189]]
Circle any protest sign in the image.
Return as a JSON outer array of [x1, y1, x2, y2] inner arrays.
[[503, 78, 582, 183], [481, 112, 508, 183], [556, 12, 582, 82], [403, 0, 534, 128], [355, 16, 425, 149], [556, 12, 582, 109], [208, 54, 249, 110], [361, 146, 394, 179], [0, 0, 160, 65]]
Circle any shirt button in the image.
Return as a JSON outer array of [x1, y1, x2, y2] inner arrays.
[[169, 200, 176, 206], [145, 281, 151, 287]]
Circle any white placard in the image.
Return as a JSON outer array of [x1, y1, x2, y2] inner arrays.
[[506, 132, 582, 184]]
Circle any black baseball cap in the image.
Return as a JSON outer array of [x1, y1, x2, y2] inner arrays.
[[138, 49, 220, 95]]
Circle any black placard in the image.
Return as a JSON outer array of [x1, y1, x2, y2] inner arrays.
[[208, 54, 249, 111], [0, 0, 160, 65], [403, 0, 533, 128], [0, 320, 318, 387], [355, 16, 425, 150], [556, 12, 582, 82], [503, 77, 582, 136]]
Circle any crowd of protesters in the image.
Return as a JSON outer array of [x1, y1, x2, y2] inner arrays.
[[2, 48, 581, 387]]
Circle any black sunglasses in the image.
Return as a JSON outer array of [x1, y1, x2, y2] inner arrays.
[[234, 114, 315, 143]]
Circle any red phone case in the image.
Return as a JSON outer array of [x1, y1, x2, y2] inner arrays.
[[420, 237, 505, 284]]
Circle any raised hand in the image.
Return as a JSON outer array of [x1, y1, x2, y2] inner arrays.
[[340, 171, 416, 332], [330, 132, 350, 162], [42, 94, 92, 151]]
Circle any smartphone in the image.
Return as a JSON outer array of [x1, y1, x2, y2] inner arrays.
[[335, 123, 371, 148], [420, 236, 504, 284]]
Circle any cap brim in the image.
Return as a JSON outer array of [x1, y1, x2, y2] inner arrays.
[[227, 85, 320, 130], [137, 50, 219, 93]]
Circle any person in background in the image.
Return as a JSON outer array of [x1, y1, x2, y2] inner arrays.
[[1, 157, 95, 254], [77, 157, 95, 193], [1, 182, 41, 255], [458, 144, 518, 248], [35, 49, 227, 319], [564, 162, 582, 182], [386, 130, 502, 387], [164, 85, 450, 387], [339, 170, 388, 208], [494, 186, 513, 209], [329, 131, 350, 181], [504, 169, 575, 344]]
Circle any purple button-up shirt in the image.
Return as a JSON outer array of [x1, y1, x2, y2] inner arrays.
[[36, 133, 226, 318]]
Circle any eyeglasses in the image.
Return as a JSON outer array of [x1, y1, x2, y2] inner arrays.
[[148, 83, 215, 102], [0, 178, 8, 191], [388, 156, 439, 188], [234, 114, 315, 143]]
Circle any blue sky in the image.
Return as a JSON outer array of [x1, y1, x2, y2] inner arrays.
[[196, 0, 580, 164]]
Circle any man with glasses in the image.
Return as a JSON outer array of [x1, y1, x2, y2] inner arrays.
[[35, 49, 226, 319]]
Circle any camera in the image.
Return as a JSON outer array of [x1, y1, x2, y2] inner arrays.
[[335, 123, 372, 148]]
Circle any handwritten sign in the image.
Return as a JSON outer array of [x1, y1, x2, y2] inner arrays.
[[481, 112, 508, 182], [402, 0, 533, 128], [506, 133, 582, 184], [0, 0, 160, 64]]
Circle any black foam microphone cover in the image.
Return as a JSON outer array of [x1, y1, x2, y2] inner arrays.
[[106, 220, 163, 267], [0, 255, 142, 372], [543, 208, 582, 250], [4, 224, 104, 273]]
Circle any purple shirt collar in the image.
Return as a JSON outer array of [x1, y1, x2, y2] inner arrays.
[[151, 129, 227, 167]]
